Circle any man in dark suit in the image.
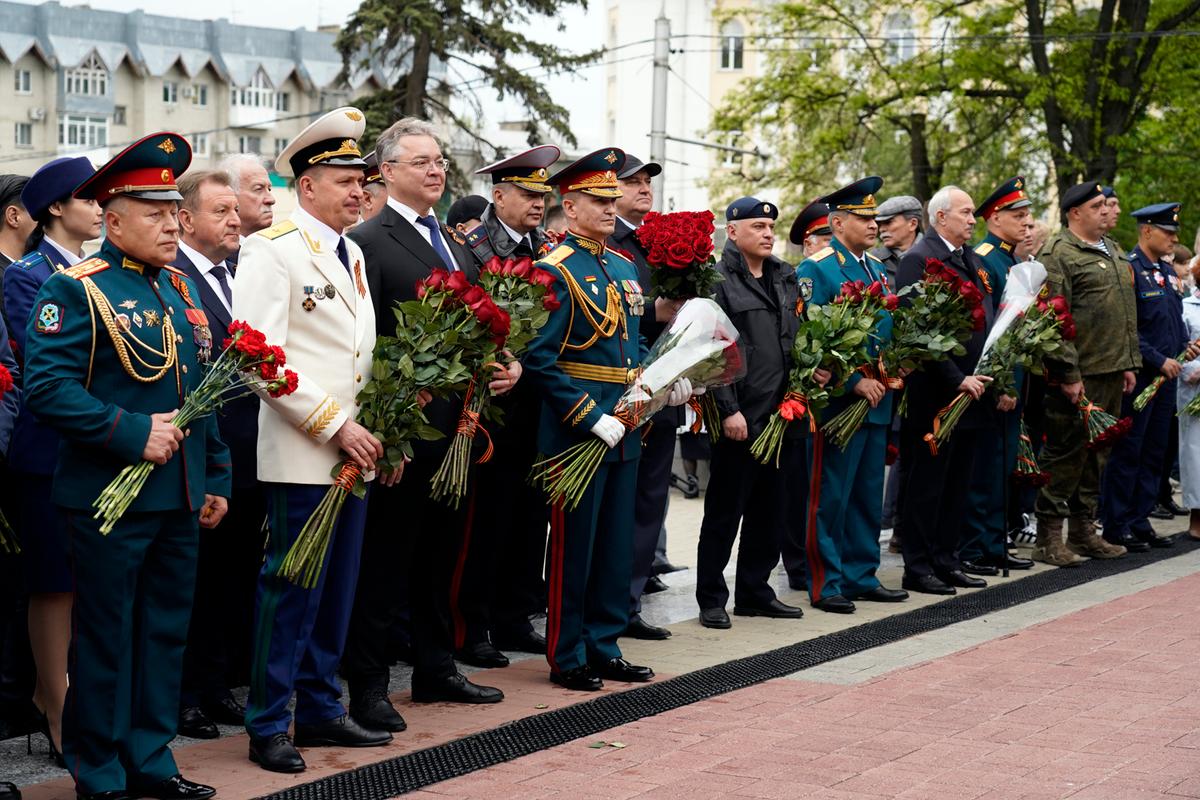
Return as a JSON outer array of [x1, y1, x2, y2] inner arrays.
[[343, 118, 512, 733], [896, 185, 999, 595], [172, 169, 265, 739], [608, 155, 682, 640]]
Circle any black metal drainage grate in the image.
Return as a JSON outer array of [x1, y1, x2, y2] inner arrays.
[[258, 536, 1200, 799]]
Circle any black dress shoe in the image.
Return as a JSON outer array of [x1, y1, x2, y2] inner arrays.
[[813, 595, 855, 614], [733, 598, 804, 619], [0, 782, 19, 800], [550, 665, 603, 691], [492, 628, 547, 654], [76, 792, 128, 800], [177, 706, 218, 740], [652, 561, 687, 575], [455, 640, 510, 669], [1163, 498, 1187, 515], [699, 607, 731, 629], [902, 573, 956, 595], [128, 775, 215, 800], [976, 552, 1035, 570], [939, 569, 987, 589], [1149, 503, 1176, 520], [593, 657, 654, 683], [200, 693, 245, 726], [642, 575, 668, 594], [849, 586, 909, 602], [1133, 528, 1174, 548], [624, 614, 671, 640], [249, 732, 305, 773], [1105, 531, 1150, 553], [960, 559, 1000, 577], [349, 685, 407, 733], [411, 673, 504, 704], [293, 713, 392, 747]]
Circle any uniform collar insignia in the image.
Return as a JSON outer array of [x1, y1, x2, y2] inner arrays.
[[568, 231, 605, 257], [121, 256, 146, 274]]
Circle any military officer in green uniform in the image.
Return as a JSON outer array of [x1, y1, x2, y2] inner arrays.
[[796, 177, 908, 613], [524, 148, 693, 691], [958, 177, 1036, 574], [1034, 180, 1138, 566], [23, 133, 231, 800]]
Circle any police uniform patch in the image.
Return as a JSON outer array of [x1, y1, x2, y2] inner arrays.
[[798, 277, 814, 301], [35, 301, 62, 334]]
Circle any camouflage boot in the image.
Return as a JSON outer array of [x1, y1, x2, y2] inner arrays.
[[1032, 517, 1085, 567], [1066, 517, 1126, 559]]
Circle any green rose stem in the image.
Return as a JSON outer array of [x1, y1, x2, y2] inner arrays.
[[278, 461, 364, 589], [1134, 348, 1190, 412]]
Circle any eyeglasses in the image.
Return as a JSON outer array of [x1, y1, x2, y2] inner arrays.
[[386, 157, 450, 173]]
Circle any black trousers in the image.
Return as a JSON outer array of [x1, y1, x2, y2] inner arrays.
[[695, 437, 789, 609], [899, 425, 979, 578], [181, 484, 267, 706], [629, 421, 676, 615], [452, 393, 548, 646], [342, 464, 468, 687], [780, 441, 810, 585]]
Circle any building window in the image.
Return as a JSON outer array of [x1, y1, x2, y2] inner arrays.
[[58, 114, 108, 149], [189, 84, 208, 106], [193, 133, 209, 157], [274, 92, 290, 113], [238, 135, 262, 154], [720, 21, 744, 70], [231, 68, 274, 109], [64, 53, 108, 97], [274, 137, 288, 156], [113, 105, 127, 125], [14, 69, 31, 95], [163, 81, 179, 104], [722, 130, 743, 167], [14, 123, 32, 148], [884, 12, 917, 64]]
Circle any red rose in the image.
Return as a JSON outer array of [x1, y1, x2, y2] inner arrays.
[[460, 285, 487, 307], [482, 256, 504, 275], [1049, 295, 1069, 314], [1062, 320, 1077, 340], [867, 280, 884, 298], [884, 294, 899, 311], [924, 258, 945, 275], [511, 257, 533, 278], [446, 271, 471, 295], [693, 237, 715, 261], [0, 363, 13, 396], [666, 241, 693, 269], [424, 268, 450, 291], [970, 306, 986, 331], [543, 290, 561, 311], [531, 269, 556, 288], [490, 307, 511, 339]]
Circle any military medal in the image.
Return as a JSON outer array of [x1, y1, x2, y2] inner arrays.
[[977, 268, 993, 294], [119, 299, 138, 309], [143, 309, 161, 327], [116, 313, 131, 331], [354, 260, 366, 298], [303, 297, 316, 312], [132, 311, 143, 328], [324, 283, 336, 300]]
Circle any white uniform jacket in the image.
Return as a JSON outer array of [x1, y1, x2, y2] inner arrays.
[[232, 209, 376, 485]]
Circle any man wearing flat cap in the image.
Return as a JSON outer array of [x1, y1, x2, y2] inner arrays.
[[1034, 180, 1139, 567], [23, 132, 231, 800], [449, 145, 562, 667], [525, 148, 691, 691], [956, 177, 1038, 576], [797, 178, 908, 614], [698, 197, 807, 630], [235, 107, 392, 774], [870, 195, 923, 288], [1101, 202, 1198, 552]]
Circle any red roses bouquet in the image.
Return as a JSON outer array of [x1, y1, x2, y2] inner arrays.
[[635, 211, 721, 299], [750, 281, 880, 466], [1012, 420, 1050, 487], [94, 321, 298, 535], [822, 261, 981, 448], [1079, 397, 1132, 450]]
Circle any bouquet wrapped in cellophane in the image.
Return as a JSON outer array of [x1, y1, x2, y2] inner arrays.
[[532, 298, 745, 510], [750, 280, 879, 466], [94, 321, 298, 535], [279, 271, 495, 587], [822, 259, 982, 449]]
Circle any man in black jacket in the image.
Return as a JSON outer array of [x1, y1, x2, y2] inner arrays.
[[343, 118, 516, 733], [896, 186, 999, 595], [696, 198, 808, 630], [609, 155, 682, 641]]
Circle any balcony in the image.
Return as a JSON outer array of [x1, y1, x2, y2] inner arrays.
[[230, 104, 277, 130]]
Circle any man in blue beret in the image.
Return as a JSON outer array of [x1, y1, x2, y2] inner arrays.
[[797, 177, 908, 613], [23, 132, 231, 800], [1100, 202, 1199, 551]]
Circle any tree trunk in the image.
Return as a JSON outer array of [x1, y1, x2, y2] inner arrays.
[[908, 113, 933, 203], [404, 33, 432, 118]]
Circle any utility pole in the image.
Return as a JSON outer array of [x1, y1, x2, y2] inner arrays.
[[649, 9, 669, 212]]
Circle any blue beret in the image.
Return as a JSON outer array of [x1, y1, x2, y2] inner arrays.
[[726, 196, 777, 222], [22, 157, 95, 219]]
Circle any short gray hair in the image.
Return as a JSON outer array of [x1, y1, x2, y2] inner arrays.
[[926, 186, 961, 226], [375, 117, 440, 164], [215, 153, 269, 192]]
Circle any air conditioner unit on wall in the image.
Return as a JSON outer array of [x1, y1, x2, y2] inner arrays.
[[28, 107, 45, 121]]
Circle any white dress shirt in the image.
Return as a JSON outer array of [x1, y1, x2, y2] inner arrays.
[[386, 196, 460, 271], [43, 235, 83, 268], [177, 239, 233, 316]]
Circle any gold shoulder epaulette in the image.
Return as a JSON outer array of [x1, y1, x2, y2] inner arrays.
[[866, 252, 883, 263], [540, 244, 574, 267], [63, 257, 110, 280], [257, 220, 298, 240], [811, 246, 834, 261], [975, 242, 994, 256]]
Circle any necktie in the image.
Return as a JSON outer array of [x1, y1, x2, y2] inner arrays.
[[211, 263, 233, 307], [417, 215, 454, 270], [336, 237, 350, 272]]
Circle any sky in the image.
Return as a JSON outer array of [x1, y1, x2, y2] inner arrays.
[[23, 0, 606, 148]]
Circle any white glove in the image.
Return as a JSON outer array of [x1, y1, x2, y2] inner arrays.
[[666, 378, 693, 407], [692, 384, 707, 396], [591, 414, 626, 448]]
